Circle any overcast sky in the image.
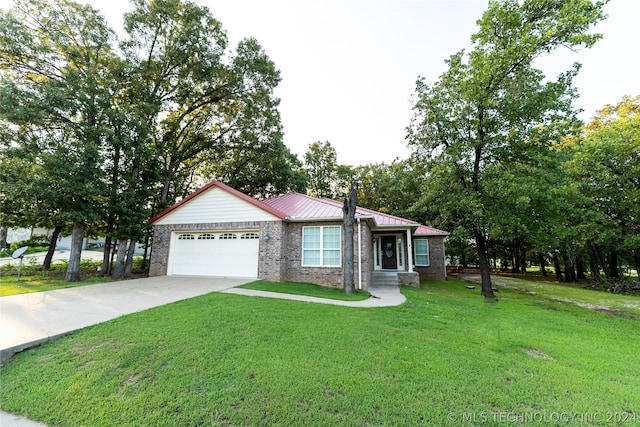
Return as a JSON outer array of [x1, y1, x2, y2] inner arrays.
[[2, 0, 638, 166]]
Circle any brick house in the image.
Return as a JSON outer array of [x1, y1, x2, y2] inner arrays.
[[149, 181, 448, 289]]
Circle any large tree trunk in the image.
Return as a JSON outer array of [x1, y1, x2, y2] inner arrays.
[[124, 239, 137, 278], [473, 227, 495, 298], [608, 251, 619, 278], [342, 181, 358, 295], [562, 249, 576, 282], [539, 253, 547, 277], [0, 225, 7, 249], [576, 258, 585, 280], [112, 240, 128, 280], [552, 251, 563, 282], [102, 235, 112, 275], [101, 215, 115, 275], [42, 225, 63, 270], [141, 231, 150, 271], [512, 250, 520, 273], [460, 247, 468, 268], [65, 221, 86, 282], [588, 244, 601, 281]]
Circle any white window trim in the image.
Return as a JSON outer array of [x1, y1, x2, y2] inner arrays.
[[414, 239, 430, 267], [302, 226, 342, 267]]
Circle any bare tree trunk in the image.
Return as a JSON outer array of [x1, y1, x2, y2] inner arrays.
[[588, 243, 601, 280], [65, 221, 86, 282], [141, 231, 150, 271], [608, 251, 619, 278], [539, 253, 547, 277], [112, 240, 128, 280], [552, 251, 563, 282], [124, 240, 136, 278], [111, 240, 127, 280], [102, 235, 112, 275], [101, 215, 115, 275], [562, 249, 576, 282], [576, 258, 585, 280], [474, 227, 495, 298], [342, 181, 358, 295], [0, 225, 7, 249], [511, 244, 520, 273], [42, 225, 63, 270]]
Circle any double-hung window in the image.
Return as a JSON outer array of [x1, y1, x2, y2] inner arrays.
[[302, 226, 341, 267], [414, 239, 430, 266]]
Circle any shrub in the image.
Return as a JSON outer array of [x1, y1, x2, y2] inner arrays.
[[10, 235, 50, 250]]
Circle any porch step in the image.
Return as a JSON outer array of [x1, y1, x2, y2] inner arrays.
[[370, 271, 400, 287]]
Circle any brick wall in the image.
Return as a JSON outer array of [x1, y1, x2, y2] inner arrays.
[[283, 220, 373, 289], [414, 236, 447, 282], [149, 219, 376, 290], [148, 221, 285, 279]]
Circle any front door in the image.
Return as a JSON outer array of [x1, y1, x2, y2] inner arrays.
[[381, 236, 397, 269]]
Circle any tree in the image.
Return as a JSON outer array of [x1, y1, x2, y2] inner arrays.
[[408, 0, 608, 298], [567, 96, 640, 278], [304, 141, 338, 198], [121, 1, 286, 209], [0, 0, 116, 281], [342, 181, 358, 295], [356, 158, 427, 223]]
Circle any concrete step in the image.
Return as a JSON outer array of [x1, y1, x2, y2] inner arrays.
[[370, 272, 400, 287]]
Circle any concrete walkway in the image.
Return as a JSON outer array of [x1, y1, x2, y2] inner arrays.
[[0, 276, 405, 426], [223, 284, 405, 307]]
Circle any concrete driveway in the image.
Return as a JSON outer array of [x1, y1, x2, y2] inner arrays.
[[0, 276, 252, 363]]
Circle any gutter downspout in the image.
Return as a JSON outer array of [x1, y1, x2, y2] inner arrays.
[[357, 217, 362, 290]]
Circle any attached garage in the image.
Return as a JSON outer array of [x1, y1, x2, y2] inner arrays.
[[168, 231, 260, 277]]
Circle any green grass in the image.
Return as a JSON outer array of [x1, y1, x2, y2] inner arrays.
[[239, 280, 370, 301], [0, 275, 112, 297], [1, 278, 639, 426], [489, 275, 640, 318]]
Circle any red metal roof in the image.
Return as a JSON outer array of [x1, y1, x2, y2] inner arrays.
[[262, 192, 448, 234], [414, 225, 449, 236]]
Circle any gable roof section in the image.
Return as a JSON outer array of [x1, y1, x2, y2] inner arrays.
[[149, 180, 287, 224]]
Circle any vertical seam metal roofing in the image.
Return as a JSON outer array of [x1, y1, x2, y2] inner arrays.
[[262, 193, 448, 233]]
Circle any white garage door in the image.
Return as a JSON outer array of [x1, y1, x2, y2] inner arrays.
[[169, 231, 260, 277]]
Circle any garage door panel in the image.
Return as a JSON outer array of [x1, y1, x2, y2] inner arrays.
[[170, 232, 259, 277]]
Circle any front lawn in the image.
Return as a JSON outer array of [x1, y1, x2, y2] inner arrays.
[[0, 275, 112, 297], [1, 278, 638, 426]]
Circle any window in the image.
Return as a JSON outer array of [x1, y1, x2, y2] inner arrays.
[[414, 239, 430, 266], [241, 233, 260, 239], [178, 234, 195, 240], [219, 233, 237, 240], [198, 233, 215, 240], [302, 226, 341, 267]]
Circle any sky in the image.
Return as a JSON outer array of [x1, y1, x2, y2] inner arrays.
[[1, 0, 638, 166]]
